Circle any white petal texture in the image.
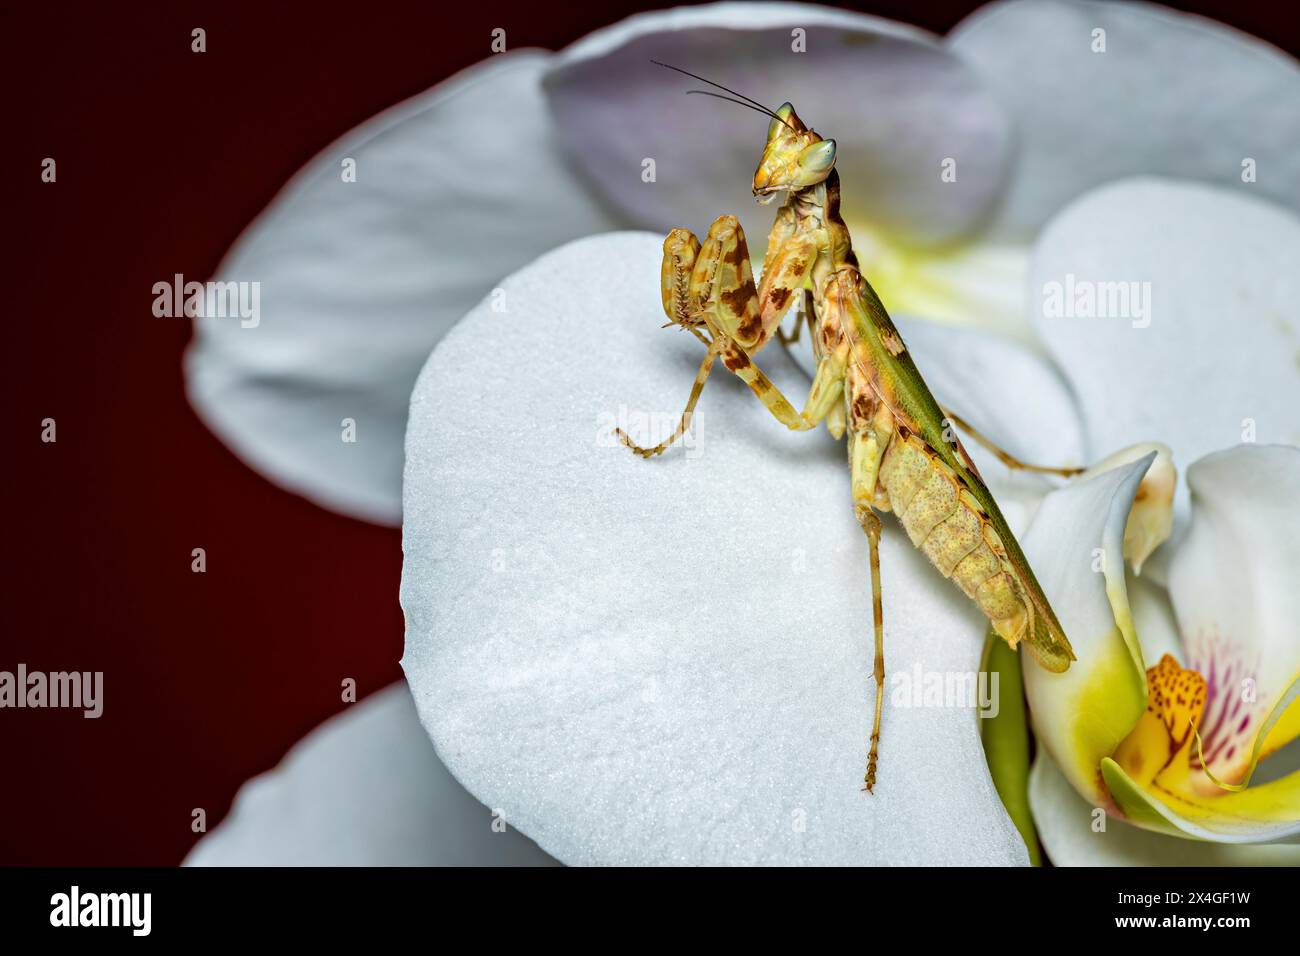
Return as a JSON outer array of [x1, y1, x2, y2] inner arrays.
[[950, 0, 1300, 240], [185, 53, 621, 524], [1030, 750, 1300, 866], [398, 232, 1094, 864], [544, 2, 1012, 260], [1028, 178, 1300, 519], [185, 683, 558, 866]]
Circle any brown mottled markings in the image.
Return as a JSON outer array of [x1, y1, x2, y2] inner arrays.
[[851, 394, 873, 424], [721, 279, 757, 316], [722, 348, 751, 372], [769, 287, 791, 310], [723, 245, 745, 265], [790, 261, 806, 276], [737, 315, 763, 341]]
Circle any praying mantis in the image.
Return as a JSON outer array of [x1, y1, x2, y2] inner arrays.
[[615, 63, 1085, 792]]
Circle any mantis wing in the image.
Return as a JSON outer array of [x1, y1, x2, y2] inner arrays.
[[842, 274, 1075, 673]]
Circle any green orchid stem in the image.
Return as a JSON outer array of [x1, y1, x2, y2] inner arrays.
[[980, 630, 1042, 866]]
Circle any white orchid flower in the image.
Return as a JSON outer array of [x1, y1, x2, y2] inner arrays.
[[185, 2, 1300, 865], [1016, 444, 1300, 865]]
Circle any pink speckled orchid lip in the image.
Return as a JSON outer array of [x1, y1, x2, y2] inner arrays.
[[1189, 638, 1264, 782]]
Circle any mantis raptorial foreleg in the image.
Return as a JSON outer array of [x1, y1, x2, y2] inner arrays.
[[939, 405, 1085, 478], [620, 219, 838, 455], [691, 216, 851, 431]]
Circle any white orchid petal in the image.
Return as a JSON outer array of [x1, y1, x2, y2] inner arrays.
[[1129, 574, 1184, 667], [949, 0, 1300, 239], [398, 232, 1077, 864], [1030, 750, 1300, 865], [1028, 178, 1300, 522], [185, 53, 621, 524], [1080, 442, 1175, 574], [788, 314, 1085, 533], [1019, 456, 1154, 806], [544, 2, 1012, 257], [184, 684, 558, 866], [1167, 445, 1300, 784]]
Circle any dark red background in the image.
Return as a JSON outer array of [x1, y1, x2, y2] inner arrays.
[[5, 1, 1297, 865]]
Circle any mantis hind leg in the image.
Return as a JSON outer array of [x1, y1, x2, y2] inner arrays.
[[860, 507, 885, 793], [940, 405, 1084, 478], [849, 402, 891, 792]]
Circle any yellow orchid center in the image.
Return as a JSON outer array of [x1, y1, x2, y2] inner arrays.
[[837, 218, 1031, 341], [841, 224, 958, 324], [1113, 654, 1207, 789]]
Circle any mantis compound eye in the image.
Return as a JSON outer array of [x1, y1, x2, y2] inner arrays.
[[797, 139, 836, 174], [766, 102, 797, 140]]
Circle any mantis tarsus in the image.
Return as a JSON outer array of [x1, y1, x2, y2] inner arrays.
[[616, 63, 1080, 792]]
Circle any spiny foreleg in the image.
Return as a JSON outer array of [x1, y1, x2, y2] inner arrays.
[[693, 216, 847, 429], [617, 224, 815, 455]]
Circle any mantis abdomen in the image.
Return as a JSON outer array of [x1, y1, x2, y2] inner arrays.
[[877, 434, 1031, 651]]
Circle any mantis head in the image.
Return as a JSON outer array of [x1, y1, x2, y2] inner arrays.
[[648, 62, 836, 204], [752, 103, 836, 204]]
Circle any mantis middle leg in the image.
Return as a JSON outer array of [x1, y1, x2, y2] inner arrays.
[[614, 339, 721, 459]]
